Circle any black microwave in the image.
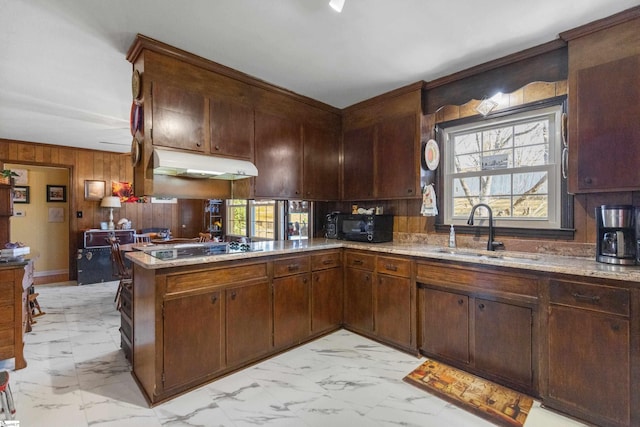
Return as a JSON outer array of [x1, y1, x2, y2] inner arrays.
[[337, 214, 393, 243]]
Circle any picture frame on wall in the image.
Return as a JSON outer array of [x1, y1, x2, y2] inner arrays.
[[47, 185, 67, 202], [84, 180, 105, 201], [12, 186, 29, 204]]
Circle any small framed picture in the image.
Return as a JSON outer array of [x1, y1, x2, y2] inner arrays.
[[84, 180, 105, 201], [47, 185, 67, 202], [12, 186, 29, 204]]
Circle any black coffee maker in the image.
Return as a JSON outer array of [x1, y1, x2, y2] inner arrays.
[[596, 205, 636, 265], [324, 212, 340, 239]]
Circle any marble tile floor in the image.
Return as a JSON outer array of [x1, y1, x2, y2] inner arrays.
[[0, 281, 587, 427]]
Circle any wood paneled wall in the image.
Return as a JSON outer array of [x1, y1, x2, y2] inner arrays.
[[1, 138, 186, 280]]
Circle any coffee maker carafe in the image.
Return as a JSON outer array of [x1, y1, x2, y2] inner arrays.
[[596, 205, 636, 265]]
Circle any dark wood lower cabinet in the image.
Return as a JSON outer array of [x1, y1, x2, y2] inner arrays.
[[163, 290, 223, 390], [311, 267, 343, 334], [226, 280, 272, 366], [273, 274, 311, 348], [420, 287, 469, 364], [474, 298, 532, 389], [375, 274, 412, 349], [546, 278, 633, 427], [344, 267, 374, 333], [416, 261, 538, 395]]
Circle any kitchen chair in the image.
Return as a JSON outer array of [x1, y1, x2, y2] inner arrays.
[[134, 233, 152, 243], [198, 232, 212, 242], [106, 237, 132, 310], [0, 371, 15, 420]]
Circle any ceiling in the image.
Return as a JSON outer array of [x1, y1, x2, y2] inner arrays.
[[1, 0, 638, 154]]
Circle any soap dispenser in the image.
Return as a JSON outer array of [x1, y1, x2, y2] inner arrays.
[[449, 224, 456, 248]]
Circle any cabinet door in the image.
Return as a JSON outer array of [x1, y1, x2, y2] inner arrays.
[[420, 287, 469, 364], [152, 83, 206, 152], [474, 298, 533, 388], [376, 113, 418, 199], [163, 291, 223, 390], [375, 274, 412, 348], [303, 124, 339, 200], [344, 267, 374, 333], [571, 55, 640, 192], [254, 111, 302, 198], [548, 305, 630, 427], [210, 98, 254, 159], [311, 267, 343, 334], [343, 126, 374, 200], [273, 274, 311, 348], [226, 280, 272, 366]]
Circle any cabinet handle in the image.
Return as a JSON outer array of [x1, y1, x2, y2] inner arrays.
[[303, 278, 308, 284], [385, 264, 398, 271], [571, 292, 600, 303], [458, 299, 464, 305], [231, 291, 237, 300], [211, 295, 218, 304], [322, 259, 333, 265], [353, 259, 363, 265], [288, 264, 300, 271], [478, 303, 485, 310]]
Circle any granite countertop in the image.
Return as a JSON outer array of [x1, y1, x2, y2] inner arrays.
[[125, 239, 640, 283]]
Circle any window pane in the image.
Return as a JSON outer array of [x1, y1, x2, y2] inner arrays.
[[514, 120, 548, 147], [512, 195, 548, 218], [453, 197, 478, 217], [513, 172, 548, 195], [482, 127, 512, 151], [454, 153, 481, 173], [227, 199, 247, 236], [514, 145, 548, 167], [454, 133, 481, 155], [453, 177, 480, 197], [483, 174, 511, 196]]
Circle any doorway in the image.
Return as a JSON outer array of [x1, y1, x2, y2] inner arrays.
[[8, 164, 70, 284]]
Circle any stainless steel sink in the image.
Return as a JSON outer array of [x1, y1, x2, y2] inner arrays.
[[431, 248, 540, 261]]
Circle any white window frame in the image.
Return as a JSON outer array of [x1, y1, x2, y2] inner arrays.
[[442, 105, 563, 229]]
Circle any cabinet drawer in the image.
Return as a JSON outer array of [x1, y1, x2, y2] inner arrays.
[[311, 251, 342, 271], [376, 256, 411, 278], [273, 256, 310, 277], [549, 280, 629, 317], [345, 251, 375, 271], [166, 263, 268, 294]]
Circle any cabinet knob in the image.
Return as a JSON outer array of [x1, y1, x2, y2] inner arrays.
[[214, 145, 221, 151], [458, 299, 464, 305], [584, 177, 592, 184], [211, 295, 218, 304], [612, 323, 621, 332], [478, 303, 485, 310], [231, 291, 237, 300]]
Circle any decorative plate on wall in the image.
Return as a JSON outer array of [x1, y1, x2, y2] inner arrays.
[[425, 139, 440, 171], [131, 69, 141, 99], [131, 137, 141, 167]]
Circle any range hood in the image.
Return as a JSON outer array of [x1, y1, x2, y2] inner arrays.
[[153, 147, 258, 180]]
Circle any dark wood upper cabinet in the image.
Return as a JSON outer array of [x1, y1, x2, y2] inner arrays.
[[572, 55, 640, 192], [376, 113, 419, 199], [210, 98, 254, 159], [254, 110, 303, 199], [564, 14, 640, 193], [303, 125, 340, 200], [152, 82, 206, 152], [342, 84, 423, 201], [343, 125, 375, 200]]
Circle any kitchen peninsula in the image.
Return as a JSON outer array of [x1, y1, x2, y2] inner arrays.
[[126, 240, 640, 427]]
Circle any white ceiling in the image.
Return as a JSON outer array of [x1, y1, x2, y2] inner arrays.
[[1, 0, 638, 154]]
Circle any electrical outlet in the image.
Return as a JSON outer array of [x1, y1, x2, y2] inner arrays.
[[76, 211, 83, 218]]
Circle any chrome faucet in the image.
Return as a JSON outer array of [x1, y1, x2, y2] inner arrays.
[[467, 203, 503, 251]]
